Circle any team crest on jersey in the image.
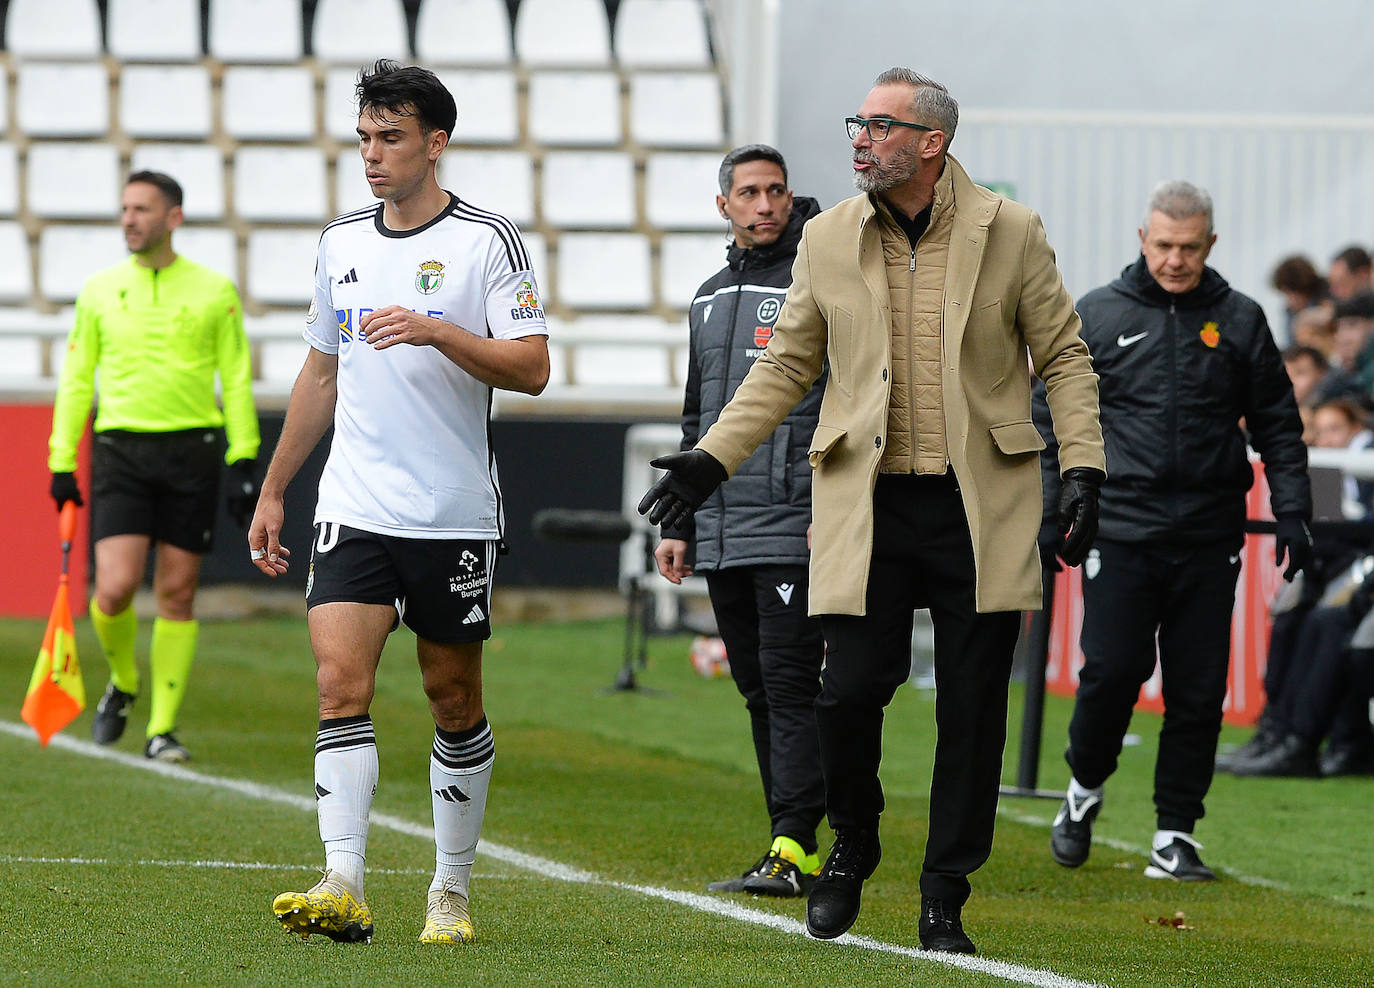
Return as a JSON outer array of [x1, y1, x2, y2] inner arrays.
[[516, 281, 540, 310], [1199, 321, 1220, 348], [306, 296, 319, 325], [754, 326, 772, 348], [757, 297, 781, 323], [416, 259, 445, 295]]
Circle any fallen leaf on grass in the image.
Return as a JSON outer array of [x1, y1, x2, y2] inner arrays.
[[1142, 910, 1195, 930]]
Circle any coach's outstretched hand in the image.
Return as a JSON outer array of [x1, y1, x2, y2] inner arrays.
[[1056, 466, 1105, 567], [1275, 513, 1314, 582], [637, 449, 727, 531], [226, 458, 260, 528], [49, 472, 83, 512]]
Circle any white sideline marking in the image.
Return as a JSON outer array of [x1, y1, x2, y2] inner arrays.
[[1, 722, 1100, 988], [0, 855, 431, 876]]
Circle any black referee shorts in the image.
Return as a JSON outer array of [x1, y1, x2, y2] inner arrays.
[[90, 428, 222, 553], [305, 522, 497, 643]]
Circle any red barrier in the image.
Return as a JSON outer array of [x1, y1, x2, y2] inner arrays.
[[0, 403, 90, 618], [1045, 464, 1281, 727]]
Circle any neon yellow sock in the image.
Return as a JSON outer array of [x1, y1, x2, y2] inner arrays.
[[89, 598, 139, 695], [771, 835, 821, 875], [147, 618, 198, 737]]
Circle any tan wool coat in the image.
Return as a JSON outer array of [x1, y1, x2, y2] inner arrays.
[[695, 155, 1105, 615]]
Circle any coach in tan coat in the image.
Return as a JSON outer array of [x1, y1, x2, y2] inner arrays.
[[640, 68, 1105, 953]]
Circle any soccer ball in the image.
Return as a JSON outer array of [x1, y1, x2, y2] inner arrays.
[[689, 635, 730, 678]]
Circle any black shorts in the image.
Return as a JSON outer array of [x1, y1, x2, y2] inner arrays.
[[305, 522, 496, 643], [91, 428, 222, 553]]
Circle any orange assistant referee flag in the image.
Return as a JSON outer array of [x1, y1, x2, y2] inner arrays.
[[21, 502, 85, 746]]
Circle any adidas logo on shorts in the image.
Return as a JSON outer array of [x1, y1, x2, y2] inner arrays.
[[461, 604, 485, 625]]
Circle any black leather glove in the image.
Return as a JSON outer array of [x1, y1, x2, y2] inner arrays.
[[1057, 466, 1104, 568], [1275, 513, 1314, 582], [50, 472, 83, 512], [636, 449, 728, 531], [226, 459, 260, 529]]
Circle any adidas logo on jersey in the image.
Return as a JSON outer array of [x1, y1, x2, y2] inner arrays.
[[461, 604, 485, 625], [337, 268, 359, 285]]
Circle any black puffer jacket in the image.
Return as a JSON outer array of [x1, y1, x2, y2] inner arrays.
[[665, 197, 825, 570], [1059, 255, 1310, 545]]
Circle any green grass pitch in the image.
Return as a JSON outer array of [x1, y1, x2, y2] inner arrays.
[[1, 614, 1370, 986]]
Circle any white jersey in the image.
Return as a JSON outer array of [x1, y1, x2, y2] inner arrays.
[[303, 193, 547, 539]]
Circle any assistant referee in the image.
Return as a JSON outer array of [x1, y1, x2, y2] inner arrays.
[[47, 170, 260, 762]]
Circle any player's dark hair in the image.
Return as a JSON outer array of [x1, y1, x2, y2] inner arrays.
[[126, 170, 183, 208], [718, 144, 788, 196], [355, 58, 457, 138]]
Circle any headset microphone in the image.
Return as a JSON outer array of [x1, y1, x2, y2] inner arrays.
[[722, 207, 759, 232], [744, 222, 759, 231]]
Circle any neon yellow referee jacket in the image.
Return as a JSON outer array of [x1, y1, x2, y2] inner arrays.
[[48, 254, 260, 473]]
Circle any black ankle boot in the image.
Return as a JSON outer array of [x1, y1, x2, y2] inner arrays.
[[918, 895, 976, 953], [805, 827, 881, 940]]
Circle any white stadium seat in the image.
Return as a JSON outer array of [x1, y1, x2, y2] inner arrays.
[[0, 335, 45, 381], [522, 231, 549, 291], [108, 0, 201, 61], [439, 150, 535, 226], [442, 69, 519, 145], [130, 143, 225, 220], [119, 65, 213, 138], [221, 66, 316, 140], [209, 0, 304, 62], [234, 147, 328, 222], [17, 63, 109, 137], [629, 72, 724, 147], [659, 233, 728, 309], [260, 339, 313, 384], [564, 316, 685, 388], [416, 0, 512, 66], [541, 152, 636, 229], [333, 148, 374, 217], [645, 153, 726, 229], [313, 0, 409, 64], [514, 0, 610, 67], [323, 67, 364, 142], [614, 0, 712, 68], [27, 143, 120, 219], [5, 0, 102, 58], [246, 229, 320, 306], [174, 227, 238, 282], [0, 70, 8, 135], [555, 233, 652, 309], [527, 71, 620, 146], [0, 144, 19, 215], [0, 223, 35, 302], [39, 226, 129, 301]]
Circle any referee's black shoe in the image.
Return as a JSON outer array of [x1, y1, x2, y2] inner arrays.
[[919, 896, 976, 954], [805, 827, 880, 940], [91, 683, 136, 745]]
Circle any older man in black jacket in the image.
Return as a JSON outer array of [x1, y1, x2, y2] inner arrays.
[[1043, 180, 1313, 882], [654, 145, 827, 898]]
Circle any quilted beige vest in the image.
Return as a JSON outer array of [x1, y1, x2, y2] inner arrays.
[[877, 167, 956, 474]]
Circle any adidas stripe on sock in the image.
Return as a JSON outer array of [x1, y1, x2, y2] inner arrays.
[[315, 714, 378, 897], [430, 718, 494, 899]]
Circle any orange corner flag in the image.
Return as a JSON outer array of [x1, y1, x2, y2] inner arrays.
[[21, 502, 85, 746]]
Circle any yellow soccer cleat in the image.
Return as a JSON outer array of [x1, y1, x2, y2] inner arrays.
[[272, 871, 374, 943], [419, 878, 475, 944]]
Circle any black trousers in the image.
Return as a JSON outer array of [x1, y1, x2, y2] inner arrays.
[[818, 472, 1021, 907], [1272, 603, 1373, 750], [1069, 538, 1240, 832], [706, 564, 826, 851]]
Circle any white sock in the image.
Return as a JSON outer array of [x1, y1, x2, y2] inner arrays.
[[314, 715, 378, 898], [429, 718, 494, 899], [1068, 777, 1103, 801], [1153, 829, 1199, 851]]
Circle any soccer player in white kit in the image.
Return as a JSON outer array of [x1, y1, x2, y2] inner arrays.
[[247, 59, 549, 945]]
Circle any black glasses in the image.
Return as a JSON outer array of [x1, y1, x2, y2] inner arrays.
[[845, 116, 933, 142]]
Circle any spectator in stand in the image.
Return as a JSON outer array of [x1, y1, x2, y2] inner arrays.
[[1221, 396, 1374, 778], [1271, 255, 1328, 340], [1334, 294, 1374, 393], [1328, 246, 1372, 301], [1282, 345, 1361, 412], [1290, 306, 1338, 362]]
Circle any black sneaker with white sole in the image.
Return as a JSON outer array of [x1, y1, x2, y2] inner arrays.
[[1049, 790, 1102, 868], [742, 850, 817, 898], [1144, 836, 1216, 881], [91, 683, 136, 745], [144, 732, 190, 763], [706, 851, 770, 893]]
